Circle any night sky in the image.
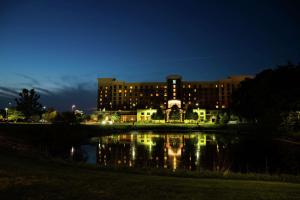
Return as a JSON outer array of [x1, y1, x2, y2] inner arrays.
[[1, 0, 300, 112]]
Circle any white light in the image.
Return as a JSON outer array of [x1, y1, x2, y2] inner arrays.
[[70, 146, 75, 155]]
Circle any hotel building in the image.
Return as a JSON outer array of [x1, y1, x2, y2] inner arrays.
[[97, 75, 251, 111]]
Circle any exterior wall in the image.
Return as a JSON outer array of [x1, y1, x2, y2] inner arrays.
[[120, 115, 137, 122], [97, 75, 252, 111], [193, 108, 206, 122], [137, 109, 157, 122]]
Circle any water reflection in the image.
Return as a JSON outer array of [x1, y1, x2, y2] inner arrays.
[[89, 132, 300, 174], [97, 133, 225, 172]]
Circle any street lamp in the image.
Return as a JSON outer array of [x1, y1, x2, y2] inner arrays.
[[5, 107, 8, 120], [72, 105, 76, 112]]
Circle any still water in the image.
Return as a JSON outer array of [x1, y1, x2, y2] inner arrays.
[[70, 132, 300, 175]]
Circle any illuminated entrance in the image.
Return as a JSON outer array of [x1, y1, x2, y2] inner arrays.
[[165, 99, 183, 122]]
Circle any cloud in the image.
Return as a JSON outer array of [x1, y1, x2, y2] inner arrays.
[[0, 86, 18, 97], [14, 73, 40, 85], [0, 75, 98, 113], [33, 87, 54, 96], [40, 83, 97, 112]]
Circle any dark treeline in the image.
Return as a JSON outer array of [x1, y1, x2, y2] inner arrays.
[[231, 62, 300, 132]]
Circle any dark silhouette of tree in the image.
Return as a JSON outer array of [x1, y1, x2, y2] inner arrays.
[[151, 107, 165, 120], [231, 62, 300, 130], [169, 105, 181, 120], [15, 89, 43, 119], [185, 105, 198, 120], [53, 112, 79, 124]]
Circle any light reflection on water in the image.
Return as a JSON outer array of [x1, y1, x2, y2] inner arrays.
[[95, 133, 229, 172], [76, 132, 300, 174]]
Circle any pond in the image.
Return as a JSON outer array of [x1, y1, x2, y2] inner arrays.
[[68, 132, 300, 175]]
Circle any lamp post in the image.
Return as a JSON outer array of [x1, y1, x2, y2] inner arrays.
[[5, 107, 8, 120], [72, 105, 76, 112]]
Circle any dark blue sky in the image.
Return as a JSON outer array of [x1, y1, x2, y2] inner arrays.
[[1, 0, 300, 111]]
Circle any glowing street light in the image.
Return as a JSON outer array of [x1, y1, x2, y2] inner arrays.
[[5, 107, 8, 120]]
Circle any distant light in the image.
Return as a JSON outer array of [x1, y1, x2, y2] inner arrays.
[[70, 146, 75, 155]]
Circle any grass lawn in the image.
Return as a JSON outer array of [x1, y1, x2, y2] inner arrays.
[[1, 151, 300, 200]]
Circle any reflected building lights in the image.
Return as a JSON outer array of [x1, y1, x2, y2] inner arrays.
[[96, 133, 212, 171]]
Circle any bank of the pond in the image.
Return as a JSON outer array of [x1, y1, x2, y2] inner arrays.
[[1, 149, 300, 200], [0, 123, 234, 144], [0, 123, 298, 147]]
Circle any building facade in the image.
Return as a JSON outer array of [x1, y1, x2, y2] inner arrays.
[[97, 75, 251, 111]]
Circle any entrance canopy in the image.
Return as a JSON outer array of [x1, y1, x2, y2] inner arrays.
[[168, 99, 181, 109]]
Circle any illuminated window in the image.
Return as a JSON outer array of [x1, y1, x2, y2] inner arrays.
[[164, 93, 167, 96], [173, 80, 176, 84], [173, 92, 176, 96], [140, 94, 143, 97], [156, 93, 159, 96], [215, 85, 218, 88], [119, 90, 122, 93], [173, 89, 176, 92], [156, 85, 159, 88], [194, 89, 196, 92], [150, 94, 153, 96], [100, 98, 102, 101], [130, 86, 133, 89], [173, 85, 176, 89], [188, 84, 191, 88], [188, 93, 191, 96], [215, 105, 219, 108]]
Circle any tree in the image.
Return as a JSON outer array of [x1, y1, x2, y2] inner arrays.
[[185, 105, 198, 120], [53, 112, 78, 124], [15, 89, 43, 120], [111, 112, 120, 122], [231, 62, 300, 130], [151, 107, 165, 120], [169, 105, 181, 120], [7, 108, 25, 122], [42, 110, 58, 122]]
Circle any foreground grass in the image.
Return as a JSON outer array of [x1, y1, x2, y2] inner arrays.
[[1, 151, 300, 200]]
